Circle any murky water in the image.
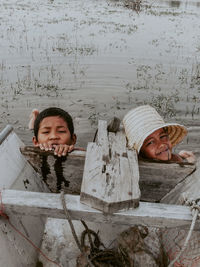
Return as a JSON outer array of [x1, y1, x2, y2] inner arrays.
[[0, 0, 200, 146]]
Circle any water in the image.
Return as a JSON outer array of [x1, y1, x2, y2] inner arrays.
[[0, 0, 200, 146]]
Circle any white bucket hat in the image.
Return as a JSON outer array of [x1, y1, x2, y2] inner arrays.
[[123, 105, 187, 153]]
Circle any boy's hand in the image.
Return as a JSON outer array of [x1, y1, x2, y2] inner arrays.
[[53, 144, 74, 157], [37, 143, 74, 157], [178, 150, 196, 163]]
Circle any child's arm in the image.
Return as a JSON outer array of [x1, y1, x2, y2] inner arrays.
[[178, 150, 196, 163], [36, 143, 74, 157]]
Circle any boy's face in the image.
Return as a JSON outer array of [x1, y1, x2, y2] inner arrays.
[[140, 128, 172, 161], [32, 116, 76, 146]]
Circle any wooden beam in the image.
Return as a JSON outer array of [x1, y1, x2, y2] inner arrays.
[[20, 146, 86, 158], [1, 189, 197, 229], [20, 146, 195, 202]]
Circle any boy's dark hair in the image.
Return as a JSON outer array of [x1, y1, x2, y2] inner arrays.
[[34, 107, 74, 140]]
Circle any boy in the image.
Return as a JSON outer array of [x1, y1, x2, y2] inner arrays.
[[30, 107, 77, 157], [123, 105, 195, 163]]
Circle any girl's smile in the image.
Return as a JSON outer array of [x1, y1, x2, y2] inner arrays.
[[140, 128, 172, 161]]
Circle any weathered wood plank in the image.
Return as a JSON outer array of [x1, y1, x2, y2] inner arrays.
[[20, 146, 86, 194], [159, 155, 200, 267], [161, 158, 200, 204], [1, 189, 198, 229], [80, 122, 140, 213], [97, 120, 109, 155], [139, 160, 195, 202]]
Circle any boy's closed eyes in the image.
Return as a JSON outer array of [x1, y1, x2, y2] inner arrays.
[[41, 127, 67, 134], [144, 132, 169, 147]]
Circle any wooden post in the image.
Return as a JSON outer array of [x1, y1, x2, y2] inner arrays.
[[80, 120, 140, 213]]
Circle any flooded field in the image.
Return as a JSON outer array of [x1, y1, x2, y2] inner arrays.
[[0, 0, 200, 146]]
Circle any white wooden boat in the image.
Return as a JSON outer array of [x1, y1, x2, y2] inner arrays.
[[0, 125, 49, 267], [0, 122, 200, 267]]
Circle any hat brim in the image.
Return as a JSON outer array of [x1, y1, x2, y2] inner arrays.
[[137, 123, 187, 153]]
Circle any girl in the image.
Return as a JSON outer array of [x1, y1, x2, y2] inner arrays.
[[123, 105, 195, 163]]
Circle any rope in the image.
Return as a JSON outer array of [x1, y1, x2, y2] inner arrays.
[[0, 191, 62, 267], [60, 191, 94, 267], [168, 200, 200, 267], [81, 220, 95, 251], [79, 225, 126, 267]]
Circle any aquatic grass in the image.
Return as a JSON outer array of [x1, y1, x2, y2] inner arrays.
[[0, 0, 200, 137], [191, 95, 200, 118], [146, 9, 196, 17], [178, 68, 189, 85], [88, 111, 100, 126], [124, 0, 142, 12], [190, 63, 200, 87], [53, 45, 97, 56], [147, 92, 180, 118]]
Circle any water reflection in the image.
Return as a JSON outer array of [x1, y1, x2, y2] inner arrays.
[[1, 0, 200, 146]]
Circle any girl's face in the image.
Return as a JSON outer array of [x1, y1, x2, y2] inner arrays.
[[33, 116, 76, 146], [140, 128, 172, 161]]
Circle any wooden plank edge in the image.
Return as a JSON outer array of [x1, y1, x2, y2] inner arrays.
[[1, 189, 198, 229], [20, 146, 86, 158], [80, 192, 139, 214]]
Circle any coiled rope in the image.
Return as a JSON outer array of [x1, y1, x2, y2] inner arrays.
[[60, 191, 127, 267]]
